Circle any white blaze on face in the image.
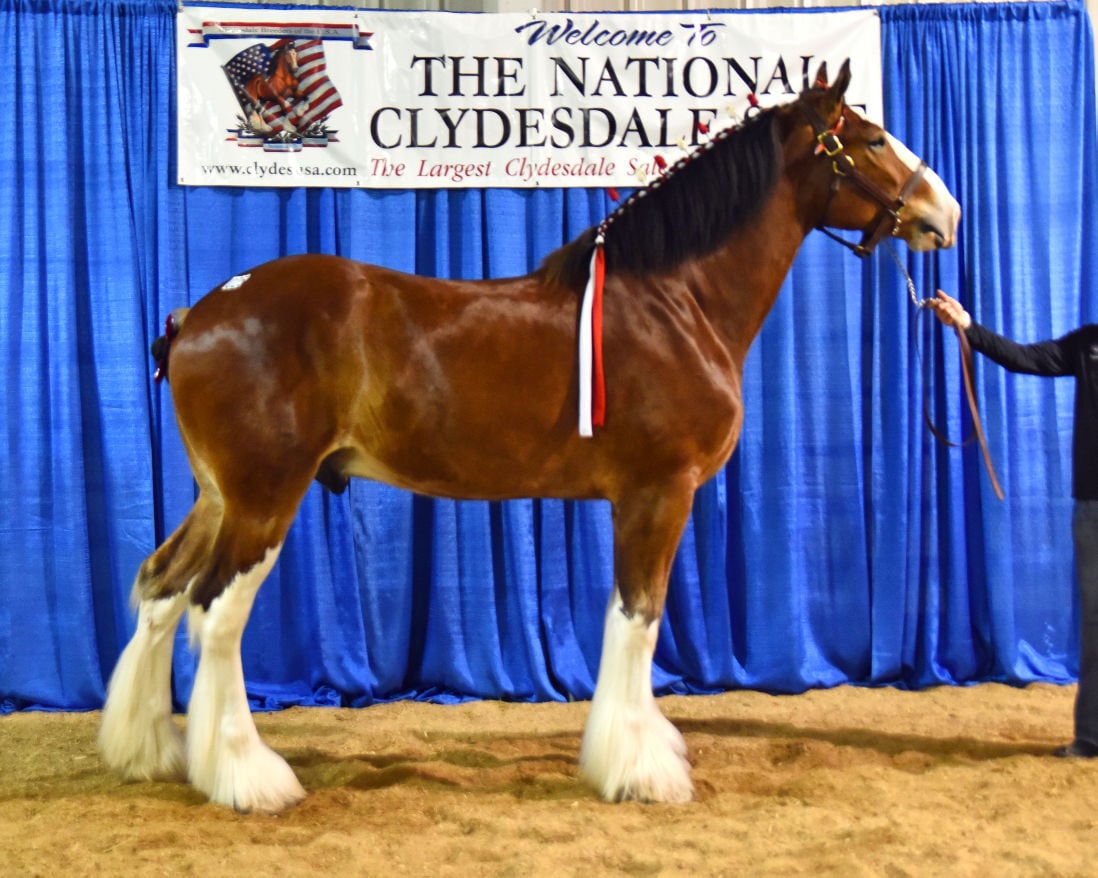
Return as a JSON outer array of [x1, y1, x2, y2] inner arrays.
[[884, 131, 961, 249], [885, 134, 954, 206]]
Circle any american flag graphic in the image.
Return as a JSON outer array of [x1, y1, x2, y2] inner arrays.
[[223, 38, 342, 134]]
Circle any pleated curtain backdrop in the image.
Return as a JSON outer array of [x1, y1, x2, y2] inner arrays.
[[1, 0, 1095, 712]]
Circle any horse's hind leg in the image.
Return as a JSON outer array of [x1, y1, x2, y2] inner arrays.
[[98, 593, 188, 780], [580, 480, 696, 804], [98, 495, 220, 781], [184, 505, 305, 813]]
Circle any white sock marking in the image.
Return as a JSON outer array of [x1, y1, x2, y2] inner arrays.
[[186, 544, 305, 813], [580, 589, 693, 803], [99, 592, 188, 780]]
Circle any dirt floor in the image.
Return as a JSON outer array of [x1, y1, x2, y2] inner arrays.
[[1, 682, 1096, 877]]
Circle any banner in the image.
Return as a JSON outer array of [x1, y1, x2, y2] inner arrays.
[[177, 8, 882, 189]]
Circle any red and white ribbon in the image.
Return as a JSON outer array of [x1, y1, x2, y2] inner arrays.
[[578, 239, 606, 437]]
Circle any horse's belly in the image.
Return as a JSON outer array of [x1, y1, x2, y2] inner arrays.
[[335, 440, 598, 502]]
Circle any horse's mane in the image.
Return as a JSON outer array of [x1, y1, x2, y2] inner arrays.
[[540, 106, 784, 289]]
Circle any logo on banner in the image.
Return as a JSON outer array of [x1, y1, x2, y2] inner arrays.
[[222, 37, 344, 151]]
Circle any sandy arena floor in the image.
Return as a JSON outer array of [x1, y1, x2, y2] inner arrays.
[[1, 682, 1095, 877]]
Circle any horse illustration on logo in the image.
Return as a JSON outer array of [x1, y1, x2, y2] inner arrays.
[[223, 38, 343, 151]]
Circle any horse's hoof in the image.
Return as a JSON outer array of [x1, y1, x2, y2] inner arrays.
[[591, 756, 695, 805], [191, 741, 306, 814], [580, 709, 694, 805], [98, 718, 186, 783]]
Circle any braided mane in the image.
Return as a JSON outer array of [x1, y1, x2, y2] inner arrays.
[[540, 104, 785, 289]]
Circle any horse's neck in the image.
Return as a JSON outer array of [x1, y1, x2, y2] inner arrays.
[[687, 179, 812, 365]]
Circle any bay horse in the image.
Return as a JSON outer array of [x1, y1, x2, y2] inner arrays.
[[99, 61, 959, 813]]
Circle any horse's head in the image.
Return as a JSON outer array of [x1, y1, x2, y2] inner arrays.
[[788, 60, 960, 256], [265, 41, 300, 100]]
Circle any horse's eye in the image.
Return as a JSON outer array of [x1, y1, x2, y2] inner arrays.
[[869, 136, 887, 150]]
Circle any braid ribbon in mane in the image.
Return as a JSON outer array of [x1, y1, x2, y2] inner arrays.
[[577, 234, 606, 437]]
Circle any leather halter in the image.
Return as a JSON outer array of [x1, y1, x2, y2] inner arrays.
[[801, 103, 928, 258]]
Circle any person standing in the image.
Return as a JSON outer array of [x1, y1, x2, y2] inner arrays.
[[928, 289, 1098, 757]]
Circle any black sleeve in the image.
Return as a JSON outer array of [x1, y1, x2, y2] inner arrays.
[[964, 322, 1074, 377]]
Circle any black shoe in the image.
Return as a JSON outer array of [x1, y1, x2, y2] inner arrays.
[[1053, 740, 1098, 758]]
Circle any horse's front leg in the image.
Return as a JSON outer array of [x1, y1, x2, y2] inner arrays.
[[580, 479, 696, 804]]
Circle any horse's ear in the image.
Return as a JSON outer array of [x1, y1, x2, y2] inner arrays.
[[814, 62, 829, 88], [821, 59, 852, 117]]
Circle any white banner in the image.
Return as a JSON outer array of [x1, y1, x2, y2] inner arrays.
[[177, 8, 882, 189]]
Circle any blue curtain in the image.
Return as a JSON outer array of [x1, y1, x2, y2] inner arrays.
[[1, 0, 1095, 712]]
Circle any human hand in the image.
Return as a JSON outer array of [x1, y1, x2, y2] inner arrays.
[[927, 289, 972, 330]]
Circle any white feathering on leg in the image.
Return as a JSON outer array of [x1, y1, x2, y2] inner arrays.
[[580, 588, 693, 803], [185, 544, 305, 813], [99, 592, 188, 781]]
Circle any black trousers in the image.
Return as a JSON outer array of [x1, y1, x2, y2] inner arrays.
[[1073, 500, 1098, 745]]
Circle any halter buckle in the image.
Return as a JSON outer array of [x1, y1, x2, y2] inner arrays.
[[831, 154, 855, 177], [816, 131, 844, 157]]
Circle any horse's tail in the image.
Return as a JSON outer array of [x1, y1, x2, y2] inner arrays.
[[151, 308, 190, 383]]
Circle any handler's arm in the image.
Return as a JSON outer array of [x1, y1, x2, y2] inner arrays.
[[928, 289, 1072, 377]]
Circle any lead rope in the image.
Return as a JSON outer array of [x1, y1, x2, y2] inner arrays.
[[886, 242, 1004, 500], [886, 240, 928, 309]]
